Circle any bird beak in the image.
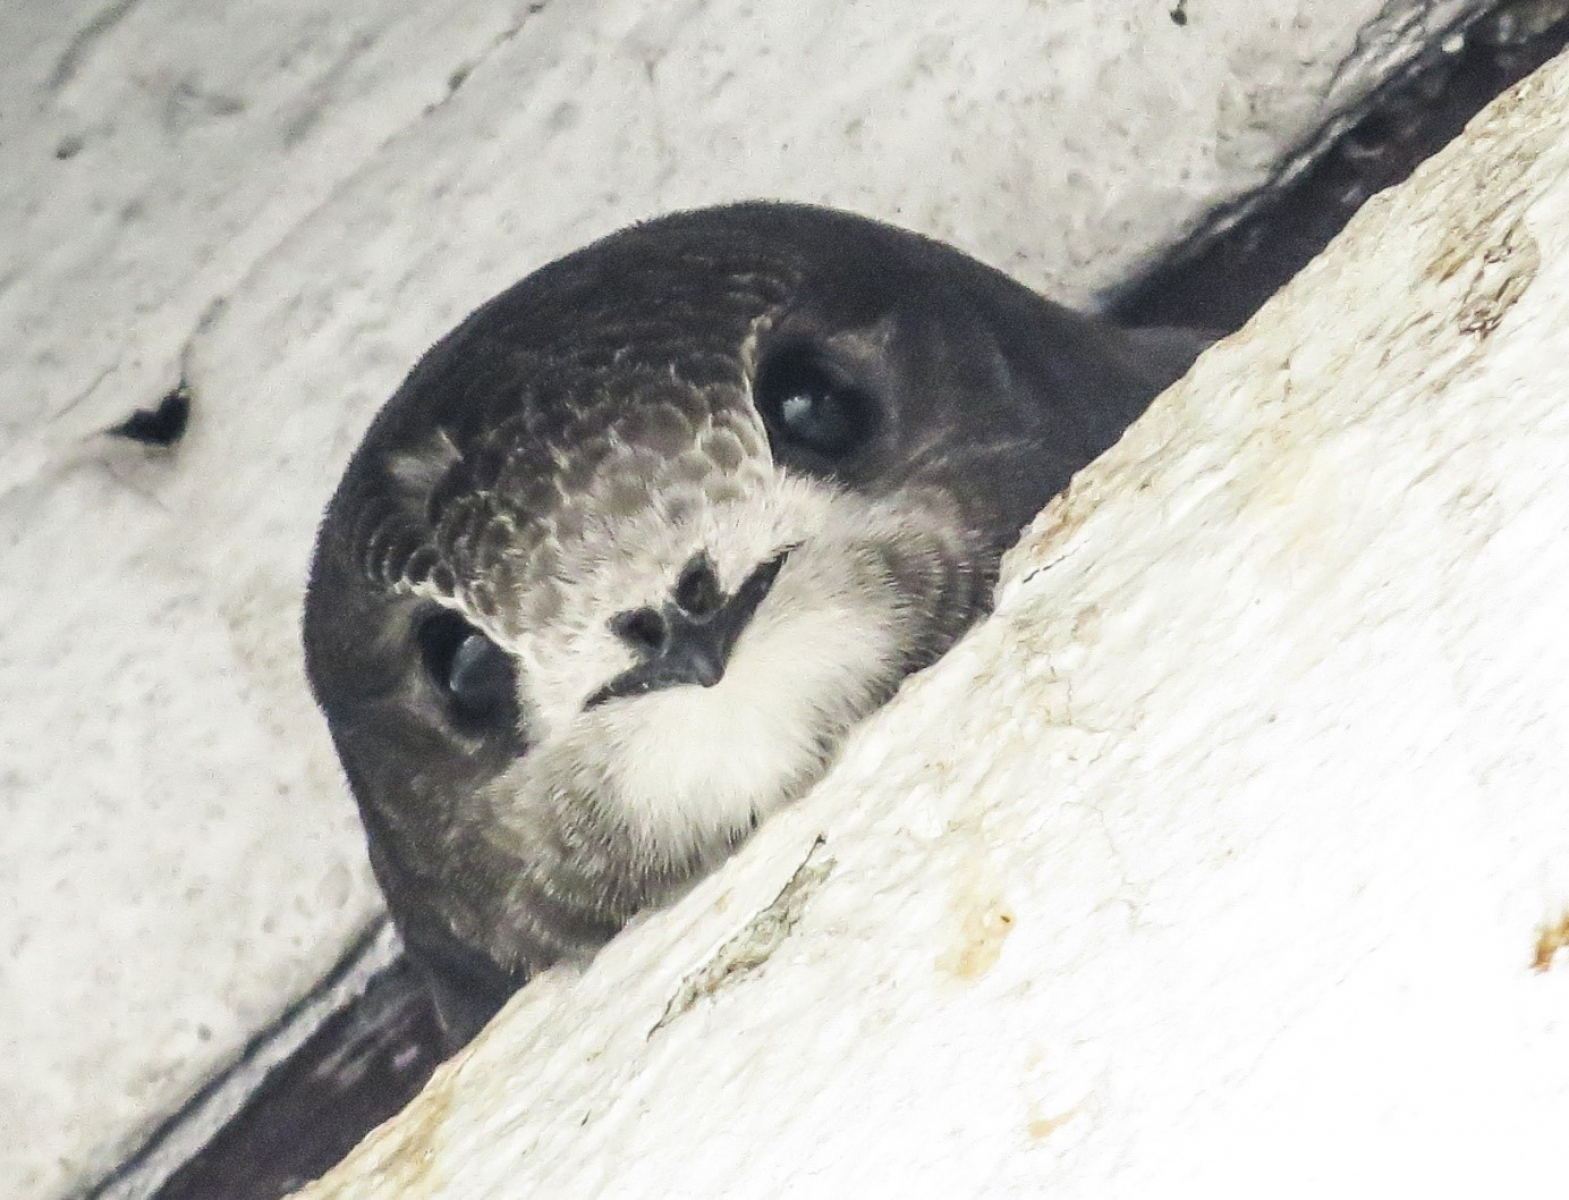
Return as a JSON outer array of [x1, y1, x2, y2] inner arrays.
[[585, 550, 791, 709]]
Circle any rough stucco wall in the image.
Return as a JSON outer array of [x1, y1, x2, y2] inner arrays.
[[296, 46, 1569, 1200], [0, 2, 1488, 1197]]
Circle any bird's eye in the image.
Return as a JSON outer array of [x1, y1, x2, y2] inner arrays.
[[417, 609, 516, 728], [754, 347, 876, 461]]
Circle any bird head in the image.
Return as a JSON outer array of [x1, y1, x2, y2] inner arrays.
[[302, 202, 1203, 1037]]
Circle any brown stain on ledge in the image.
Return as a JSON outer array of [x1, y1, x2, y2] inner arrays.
[[1422, 199, 1539, 342], [937, 884, 1016, 981], [1455, 216, 1539, 338], [1531, 911, 1569, 973], [1026, 1106, 1078, 1140]]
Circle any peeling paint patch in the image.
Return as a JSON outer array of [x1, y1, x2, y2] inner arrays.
[[651, 838, 834, 1034]]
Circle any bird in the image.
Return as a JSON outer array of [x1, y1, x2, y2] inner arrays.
[[303, 201, 1210, 1048]]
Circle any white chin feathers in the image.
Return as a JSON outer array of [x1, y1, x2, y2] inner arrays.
[[590, 530, 912, 858], [511, 472, 960, 865]]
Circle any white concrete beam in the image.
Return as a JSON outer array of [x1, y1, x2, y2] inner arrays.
[[299, 44, 1569, 1200]]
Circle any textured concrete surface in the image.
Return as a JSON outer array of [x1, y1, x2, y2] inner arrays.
[[0, 1, 1489, 1196], [300, 47, 1569, 1198]]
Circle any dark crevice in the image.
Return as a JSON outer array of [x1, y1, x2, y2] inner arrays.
[[151, 957, 442, 1200], [80, 924, 428, 1200], [1111, 0, 1569, 332]]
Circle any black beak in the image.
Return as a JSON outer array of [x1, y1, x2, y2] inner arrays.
[[585, 550, 790, 710]]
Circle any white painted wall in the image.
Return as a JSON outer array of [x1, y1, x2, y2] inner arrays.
[[0, 1, 1489, 1196], [298, 50, 1569, 1198]]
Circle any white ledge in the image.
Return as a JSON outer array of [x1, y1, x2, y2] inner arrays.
[[300, 45, 1569, 1200]]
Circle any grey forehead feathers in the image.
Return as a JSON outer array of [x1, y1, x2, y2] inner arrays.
[[369, 321, 783, 644]]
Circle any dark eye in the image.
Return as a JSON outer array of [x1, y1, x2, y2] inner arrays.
[[754, 346, 876, 462], [417, 609, 516, 728]]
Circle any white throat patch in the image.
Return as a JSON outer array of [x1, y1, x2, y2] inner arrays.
[[504, 470, 950, 864]]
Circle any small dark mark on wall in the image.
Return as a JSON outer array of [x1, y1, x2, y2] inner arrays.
[[163, 79, 247, 134], [48, 0, 144, 92], [109, 382, 192, 447], [1170, 1, 1189, 27], [55, 133, 85, 160]]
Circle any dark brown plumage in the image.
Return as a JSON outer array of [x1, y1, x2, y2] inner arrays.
[[304, 202, 1208, 1047]]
